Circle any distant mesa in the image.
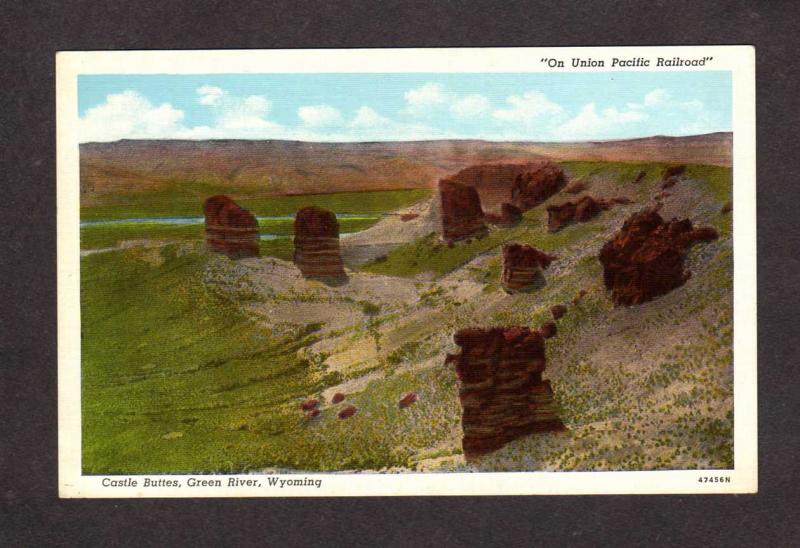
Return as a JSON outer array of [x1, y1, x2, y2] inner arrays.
[[501, 243, 556, 293], [438, 179, 488, 243], [203, 195, 260, 259], [546, 195, 632, 232], [599, 208, 719, 306], [660, 164, 686, 189], [293, 206, 347, 281], [447, 326, 565, 460]]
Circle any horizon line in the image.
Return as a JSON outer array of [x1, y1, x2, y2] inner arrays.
[[79, 131, 732, 147]]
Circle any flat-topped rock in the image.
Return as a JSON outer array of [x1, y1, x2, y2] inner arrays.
[[447, 326, 565, 460], [438, 179, 487, 243], [203, 195, 260, 258], [293, 206, 346, 281], [501, 244, 556, 293]]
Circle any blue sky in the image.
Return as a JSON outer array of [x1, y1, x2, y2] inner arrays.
[[77, 72, 731, 143]]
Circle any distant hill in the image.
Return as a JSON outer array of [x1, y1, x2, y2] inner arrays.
[[80, 133, 732, 208]]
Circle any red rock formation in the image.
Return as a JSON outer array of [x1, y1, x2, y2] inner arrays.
[[307, 409, 320, 418], [599, 208, 719, 306], [551, 304, 567, 320], [400, 213, 419, 222], [448, 327, 565, 460], [510, 161, 566, 210], [338, 405, 357, 419], [203, 195, 260, 258], [564, 179, 588, 194], [293, 206, 346, 280], [540, 321, 557, 339], [501, 244, 556, 293], [485, 202, 523, 228], [438, 179, 487, 242], [398, 392, 418, 409], [300, 398, 319, 411], [331, 392, 345, 404], [546, 196, 632, 232], [661, 165, 686, 189]]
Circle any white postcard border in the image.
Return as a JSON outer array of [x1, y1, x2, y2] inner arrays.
[[57, 45, 757, 497]]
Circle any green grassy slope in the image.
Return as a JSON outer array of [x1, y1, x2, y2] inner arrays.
[[81, 188, 431, 221], [81, 246, 460, 473]]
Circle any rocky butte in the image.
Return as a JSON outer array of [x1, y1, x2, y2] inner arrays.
[[598, 207, 719, 306], [203, 195, 260, 258], [446, 326, 565, 460], [510, 161, 567, 210], [438, 179, 488, 243], [293, 206, 347, 280], [501, 243, 556, 293], [546, 196, 632, 232]]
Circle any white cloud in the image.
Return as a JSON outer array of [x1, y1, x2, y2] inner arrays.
[[188, 89, 282, 137], [403, 83, 448, 115], [492, 91, 564, 124], [644, 88, 670, 107], [79, 90, 186, 142], [349, 106, 389, 128], [215, 94, 274, 130], [343, 105, 449, 140], [554, 103, 646, 140], [197, 85, 224, 106], [450, 94, 490, 119], [298, 105, 343, 127]]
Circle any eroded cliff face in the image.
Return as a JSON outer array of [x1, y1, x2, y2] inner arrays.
[[447, 327, 565, 460], [293, 206, 346, 280], [599, 208, 719, 306], [203, 195, 260, 258], [510, 161, 566, 210], [546, 196, 632, 232], [438, 179, 487, 243], [501, 244, 556, 293]]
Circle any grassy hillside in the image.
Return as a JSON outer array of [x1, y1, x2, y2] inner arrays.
[[81, 187, 431, 221], [81, 159, 733, 473]]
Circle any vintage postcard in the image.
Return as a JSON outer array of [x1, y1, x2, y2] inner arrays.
[[57, 46, 756, 497]]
